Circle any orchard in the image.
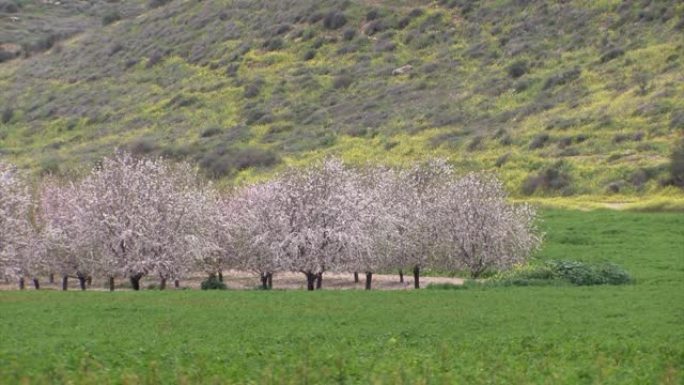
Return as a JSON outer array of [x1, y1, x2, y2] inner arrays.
[[0, 153, 541, 291]]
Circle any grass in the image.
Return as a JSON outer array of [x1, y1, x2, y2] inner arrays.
[[0, 209, 683, 384]]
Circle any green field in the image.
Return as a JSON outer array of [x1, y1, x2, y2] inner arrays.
[[1, 209, 683, 385]]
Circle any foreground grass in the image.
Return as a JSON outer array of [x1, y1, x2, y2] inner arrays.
[[0, 209, 682, 385]]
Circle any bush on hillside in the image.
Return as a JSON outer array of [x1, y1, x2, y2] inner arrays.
[[101, 11, 121, 26], [670, 140, 684, 188], [522, 161, 573, 195], [507, 60, 528, 78], [323, 11, 347, 30], [148, 0, 171, 9], [543, 68, 581, 90]]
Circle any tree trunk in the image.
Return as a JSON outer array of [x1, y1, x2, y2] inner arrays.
[[267, 273, 273, 289], [305, 272, 315, 291], [354, 272, 359, 283], [218, 270, 223, 282], [19, 277, 25, 290], [49, 273, 55, 284], [32, 278, 40, 290], [399, 269, 404, 283], [365, 272, 373, 290], [77, 273, 87, 291], [130, 273, 143, 291], [62, 275, 68, 291], [315, 272, 323, 289], [413, 265, 420, 289], [159, 278, 167, 290], [108, 277, 115, 292], [86, 276, 92, 287], [260, 273, 268, 290], [174, 279, 180, 289]]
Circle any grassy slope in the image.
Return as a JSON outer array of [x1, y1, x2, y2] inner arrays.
[[0, 0, 683, 200], [0, 209, 682, 384]]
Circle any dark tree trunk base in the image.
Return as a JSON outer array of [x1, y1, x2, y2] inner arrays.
[[305, 272, 315, 291], [260, 273, 269, 290], [108, 277, 115, 292], [316, 272, 323, 289], [160, 278, 167, 290], [32, 278, 40, 290], [365, 272, 373, 290], [413, 265, 420, 289], [399, 269, 404, 283], [174, 279, 180, 289], [19, 277, 25, 290], [218, 271, 223, 282], [77, 273, 87, 291], [62, 275, 68, 291], [130, 274, 143, 291], [354, 272, 359, 283]]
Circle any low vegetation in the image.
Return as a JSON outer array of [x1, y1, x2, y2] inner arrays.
[[0, 0, 682, 199], [0, 209, 681, 384]]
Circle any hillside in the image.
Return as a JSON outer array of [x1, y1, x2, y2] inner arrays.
[[0, 0, 683, 197]]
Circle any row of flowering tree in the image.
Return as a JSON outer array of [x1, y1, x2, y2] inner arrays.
[[0, 153, 542, 291]]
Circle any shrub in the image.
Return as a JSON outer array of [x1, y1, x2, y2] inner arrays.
[[0, 49, 15, 63], [200, 146, 280, 178], [600, 47, 625, 63], [494, 153, 510, 168], [1, 107, 12, 124], [102, 11, 121, 26], [543, 68, 581, 90], [522, 161, 572, 195], [201, 275, 227, 290], [323, 11, 347, 30], [366, 9, 380, 21], [492, 260, 633, 287], [545, 260, 632, 286], [303, 49, 316, 61], [342, 28, 356, 41], [0, 0, 19, 13], [333, 74, 353, 89], [528, 133, 550, 149], [507, 60, 528, 78], [200, 127, 222, 138], [146, 50, 164, 68], [129, 138, 158, 156], [670, 112, 684, 130], [263, 37, 284, 51], [148, 0, 171, 9], [244, 80, 263, 98], [670, 140, 684, 188]]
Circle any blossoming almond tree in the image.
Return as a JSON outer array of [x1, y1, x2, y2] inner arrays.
[[342, 166, 399, 290], [40, 178, 97, 290], [435, 173, 542, 277], [390, 159, 453, 288], [0, 162, 43, 289], [225, 181, 283, 289], [274, 158, 361, 290], [79, 152, 212, 290]]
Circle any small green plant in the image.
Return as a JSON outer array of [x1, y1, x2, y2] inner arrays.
[[201, 275, 227, 290]]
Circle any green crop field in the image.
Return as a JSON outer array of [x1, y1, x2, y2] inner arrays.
[[0, 209, 682, 385]]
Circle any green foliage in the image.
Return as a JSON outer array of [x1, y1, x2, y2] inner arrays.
[[0, 210, 682, 384], [0, 0, 682, 200], [101, 10, 121, 26], [494, 260, 633, 286], [200, 275, 227, 290], [670, 140, 684, 188]]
